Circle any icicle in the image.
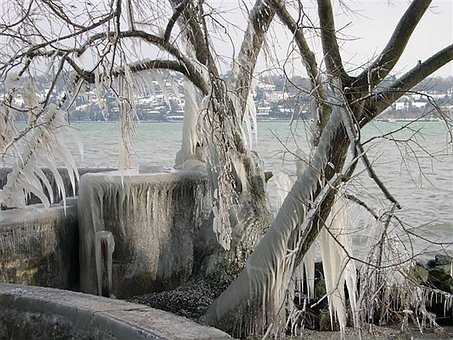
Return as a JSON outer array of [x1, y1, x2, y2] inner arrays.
[[243, 109, 252, 148], [303, 246, 315, 299], [5, 72, 20, 91], [117, 70, 138, 174], [175, 78, 201, 168], [95, 231, 115, 297], [0, 102, 78, 209], [319, 195, 358, 332], [247, 79, 258, 148], [269, 171, 292, 214], [94, 68, 107, 112]]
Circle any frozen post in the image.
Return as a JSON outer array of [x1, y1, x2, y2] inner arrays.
[[95, 231, 115, 297]]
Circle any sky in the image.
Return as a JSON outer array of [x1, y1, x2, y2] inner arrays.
[[0, 0, 451, 79], [319, 0, 453, 77], [210, 0, 453, 78]]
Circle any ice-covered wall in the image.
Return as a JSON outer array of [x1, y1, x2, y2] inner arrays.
[[0, 198, 79, 289], [79, 170, 212, 298], [0, 167, 113, 290], [1, 168, 213, 297]]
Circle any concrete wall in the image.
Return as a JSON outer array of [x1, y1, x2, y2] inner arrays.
[[0, 168, 214, 299], [0, 168, 115, 290], [0, 198, 79, 289], [78, 170, 213, 298], [0, 283, 232, 340]]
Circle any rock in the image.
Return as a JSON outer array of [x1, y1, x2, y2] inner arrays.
[[419, 254, 453, 293], [408, 262, 429, 284], [428, 265, 453, 293], [427, 254, 453, 268], [314, 278, 327, 300], [128, 279, 218, 321], [318, 310, 333, 331]]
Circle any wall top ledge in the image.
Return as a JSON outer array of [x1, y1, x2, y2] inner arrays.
[[0, 197, 78, 227], [0, 283, 232, 340], [79, 168, 208, 185]]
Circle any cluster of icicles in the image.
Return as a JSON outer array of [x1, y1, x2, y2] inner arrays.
[[270, 170, 358, 333], [0, 73, 80, 209], [269, 169, 453, 336]]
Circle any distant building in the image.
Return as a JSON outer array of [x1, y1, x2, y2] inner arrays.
[[257, 106, 271, 116]]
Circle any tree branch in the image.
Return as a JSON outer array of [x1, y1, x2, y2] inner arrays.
[[273, 0, 331, 146], [66, 57, 209, 94], [317, 0, 349, 83], [1, 11, 115, 72], [164, 0, 189, 42], [168, 0, 209, 65], [231, 0, 275, 114], [41, 0, 85, 29], [367, 43, 453, 121], [354, 0, 432, 91]]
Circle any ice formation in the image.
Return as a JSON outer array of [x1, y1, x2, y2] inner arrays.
[[270, 170, 317, 302], [118, 70, 138, 172], [175, 79, 201, 167], [175, 30, 206, 169], [243, 86, 258, 149], [319, 197, 358, 331], [95, 231, 115, 297], [78, 170, 211, 296], [205, 111, 356, 335], [0, 100, 78, 209], [269, 165, 358, 331]]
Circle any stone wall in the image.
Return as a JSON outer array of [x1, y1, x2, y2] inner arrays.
[[0, 198, 79, 289], [0, 168, 115, 290], [78, 170, 213, 298], [0, 284, 232, 340], [0, 168, 213, 298]]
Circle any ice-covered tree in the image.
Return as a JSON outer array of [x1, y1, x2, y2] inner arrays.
[[1, 0, 452, 337]]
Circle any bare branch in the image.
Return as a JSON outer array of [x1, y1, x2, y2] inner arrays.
[[40, 0, 85, 29], [164, 0, 189, 42], [168, 0, 209, 65], [272, 0, 331, 146], [368, 43, 453, 121], [354, 0, 432, 91], [66, 57, 207, 93], [341, 96, 402, 208], [317, 0, 349, 82]]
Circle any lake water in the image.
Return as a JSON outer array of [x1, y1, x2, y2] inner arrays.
[[35, 120, 453, 259]]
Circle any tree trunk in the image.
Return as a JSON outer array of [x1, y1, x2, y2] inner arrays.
[[205, 107, 351, 336], [196, 81, 273, 286]]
